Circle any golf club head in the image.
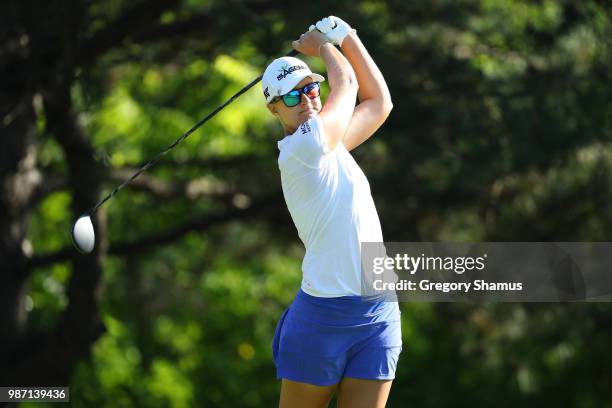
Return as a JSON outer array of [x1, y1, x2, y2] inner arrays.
[[71, 214, 95, 253]]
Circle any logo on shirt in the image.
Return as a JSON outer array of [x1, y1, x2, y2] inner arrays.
[[276, 64, 307, 81], [300, 121, 311, 134], [263, 86, 270, 99]]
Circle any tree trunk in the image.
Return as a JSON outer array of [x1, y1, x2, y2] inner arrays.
[[0, 90, 40, 374]]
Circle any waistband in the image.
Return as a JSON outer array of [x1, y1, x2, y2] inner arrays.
[[291, 288, 400, 324]]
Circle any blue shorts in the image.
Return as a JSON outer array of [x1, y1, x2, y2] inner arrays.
[[272, 288, 403, 386]]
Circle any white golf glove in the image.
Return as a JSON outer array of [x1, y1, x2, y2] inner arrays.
[[308, 16, 355, 47]]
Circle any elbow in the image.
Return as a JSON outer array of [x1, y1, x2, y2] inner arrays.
[[380, 99, 393, 119], [382, 91, 393, 114]]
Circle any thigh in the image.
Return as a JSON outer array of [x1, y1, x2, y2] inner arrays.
[[343, 321, 403, 382], [336, 377, 393, 408], [279, 378, 338, 408]]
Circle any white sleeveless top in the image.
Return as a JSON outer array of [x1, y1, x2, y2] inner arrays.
[[277, 115, 384, 297]]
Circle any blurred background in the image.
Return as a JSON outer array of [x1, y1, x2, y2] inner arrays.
[[1, 0, 611, 406]]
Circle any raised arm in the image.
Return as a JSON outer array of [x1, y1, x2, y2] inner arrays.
[[318, 43, 359, 151], [292, 30, 359, 151], [340, 31, 393, 151], [311, 16, 393, 151]]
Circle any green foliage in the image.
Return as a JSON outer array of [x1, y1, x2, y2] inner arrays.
[[22, 0, 612, 406], [68, 241, 302, 407]]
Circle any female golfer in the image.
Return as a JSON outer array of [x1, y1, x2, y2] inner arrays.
[[263, 16, 401, 408]]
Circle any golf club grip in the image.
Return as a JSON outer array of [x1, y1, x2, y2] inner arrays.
[[287, 49, 299, 57]]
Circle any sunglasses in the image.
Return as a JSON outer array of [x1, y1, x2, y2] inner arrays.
[[273, 82, 320, 108]]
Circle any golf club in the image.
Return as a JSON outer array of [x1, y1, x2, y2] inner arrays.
[[71, 49, 300, 253]]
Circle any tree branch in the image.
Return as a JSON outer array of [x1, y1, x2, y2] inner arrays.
[[79, 0, 180, 65], [26, 164, 243, 210], [109, 167, 232, 199], [110, 190, 282, 255], [26, 190, 283, 269], [78, 0, 288, 65]]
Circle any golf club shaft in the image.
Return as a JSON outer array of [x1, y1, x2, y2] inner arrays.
[[87, 49, 300, 215]]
